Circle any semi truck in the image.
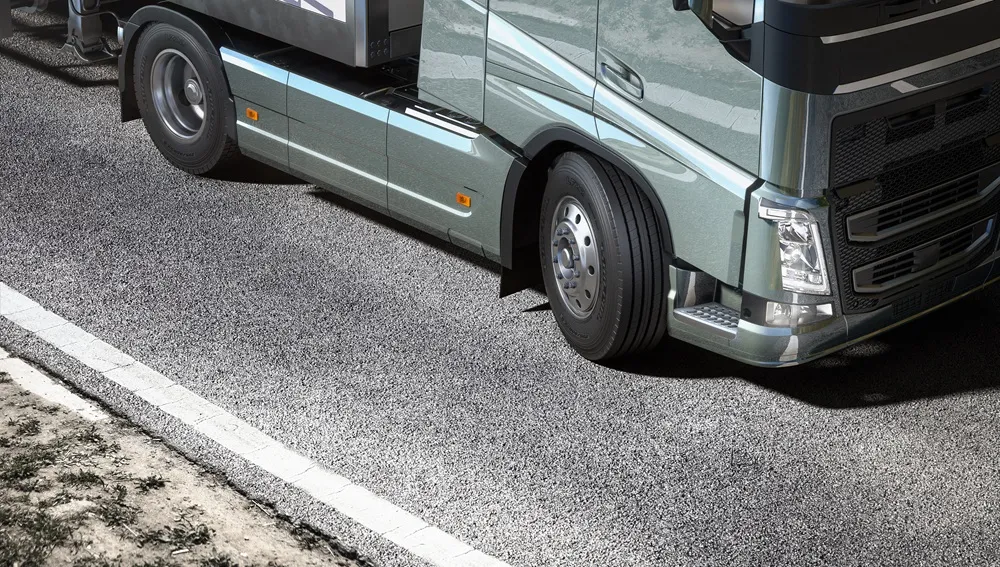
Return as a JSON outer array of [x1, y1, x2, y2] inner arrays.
[[3, 0, 1000, 366]]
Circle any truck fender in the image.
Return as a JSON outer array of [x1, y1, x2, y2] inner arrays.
[[119, 2, 236, 145], [499, 126, 675, 297]]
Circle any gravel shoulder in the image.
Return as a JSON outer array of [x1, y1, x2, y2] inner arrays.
[[0, 359, 372, 567]]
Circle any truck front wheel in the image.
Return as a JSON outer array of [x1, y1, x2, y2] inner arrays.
[[539, 152, 670, 361], [134, 23, 239, 175]]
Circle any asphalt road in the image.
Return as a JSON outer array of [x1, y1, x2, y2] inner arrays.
[[4, 11, 1000, 567]]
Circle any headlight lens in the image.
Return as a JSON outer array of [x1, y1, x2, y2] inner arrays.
[[759, 202, 831, 295]]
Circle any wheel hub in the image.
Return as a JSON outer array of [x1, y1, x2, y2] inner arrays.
[[184, 79, 203, 105], [150, 49, 207, 141], [550, 196, 600, 319]]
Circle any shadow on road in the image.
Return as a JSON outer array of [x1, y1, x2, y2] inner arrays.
[[307, 189, 502, 274], [613, 288, 1000, 409], [308, 177, 1000, 411], [205, 159, 307, 185], [2, 8, 118, 89]]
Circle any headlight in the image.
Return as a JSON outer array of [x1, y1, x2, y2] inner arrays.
[[758, 201, 831, 295]]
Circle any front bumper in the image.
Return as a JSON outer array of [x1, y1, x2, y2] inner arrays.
[[668, 257, 1000, 368]]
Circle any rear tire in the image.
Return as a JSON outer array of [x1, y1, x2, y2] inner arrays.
[[134, 23, 239, 175], [539, 152, 670, 361]]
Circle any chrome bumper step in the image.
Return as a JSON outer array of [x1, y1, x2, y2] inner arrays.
[[674, 303, 741, 338]]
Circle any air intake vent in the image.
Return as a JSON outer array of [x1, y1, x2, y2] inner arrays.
[[846, 168, 1000, 242], [853, 218, 995, 294]]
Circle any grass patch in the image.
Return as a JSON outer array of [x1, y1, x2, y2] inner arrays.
[[14, 417, 42, 436], [78, 425, 104, 444], [0, 504, 77, 567], [96, 494, 137, 528], [37, 403, 62, 415], [138, 519, 214, 550], [0, 445, 59, 482], [136, 475, 167, 493], [0, 371, 12, 384], [57, 470, 105, 487]]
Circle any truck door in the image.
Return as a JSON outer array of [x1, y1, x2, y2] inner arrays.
[[595, 0, 762, 174]]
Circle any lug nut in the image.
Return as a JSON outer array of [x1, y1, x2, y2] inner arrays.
[[574, 270, 580, 278], [557, 273, 564, 279], [552, 239, 559, 247], [569, 282, 578, 289], [574, 256, 580, 262], [569, 239, 576, 245]]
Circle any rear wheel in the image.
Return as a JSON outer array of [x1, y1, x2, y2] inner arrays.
[[539, 152, 670, 361], [134, 23, 239, 175]]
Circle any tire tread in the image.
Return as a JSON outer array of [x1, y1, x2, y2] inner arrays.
[[592, 156, 669, 358]]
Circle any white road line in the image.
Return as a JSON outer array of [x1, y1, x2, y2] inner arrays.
[[0, 282, 511, 567], [0, 351, 110, 422]]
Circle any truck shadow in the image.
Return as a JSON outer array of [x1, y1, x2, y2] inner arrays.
[[306, 188, 502, 274], [614, 288, 1000, 409], [205, 159, 306, 185], [2, 10, 118, 89]]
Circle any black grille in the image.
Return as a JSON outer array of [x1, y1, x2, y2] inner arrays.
[[852, 218, 993, 293], [846, 173, 986, 241], [831, 83, 1000, 189], [830, 71, 1000, 314]]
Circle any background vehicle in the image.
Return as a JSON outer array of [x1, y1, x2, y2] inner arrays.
[[4, 0, 1000, 365]]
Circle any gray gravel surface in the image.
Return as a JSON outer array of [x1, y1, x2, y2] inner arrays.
[[4, 10, 1000, 567]]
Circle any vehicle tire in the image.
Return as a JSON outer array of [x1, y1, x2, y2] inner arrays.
[[539, 152, 670, 361], [134, 23, 239, 175]]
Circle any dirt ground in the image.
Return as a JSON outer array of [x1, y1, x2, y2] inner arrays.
[[0, 369, 373, 567]]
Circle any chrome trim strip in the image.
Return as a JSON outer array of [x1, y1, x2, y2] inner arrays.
[[403, 108, 480, 139], [237, 121, 285, 144], [387, 182, 473, 218], [852, 218, 995, 294], [595, 84, 757, 193], [821, 0, 994, 44], [288, 73, 389, 122], [237, 122, 472, 219], [238, 122, 388, 186], [220, 48, 289, 84], [846, 172, 1000, 243], [834, 38, 1000, 94], [291, 140, 388, 187]]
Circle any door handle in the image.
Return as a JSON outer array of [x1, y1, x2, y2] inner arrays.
[[600, 60, 644, 101]]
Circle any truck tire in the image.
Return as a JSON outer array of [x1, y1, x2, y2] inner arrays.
[[539, 152, 670, 361], [134, 23, 239, 175]]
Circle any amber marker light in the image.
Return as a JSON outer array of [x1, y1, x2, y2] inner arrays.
[[246, 108, 259, 121], [456, 193, 472, 207]]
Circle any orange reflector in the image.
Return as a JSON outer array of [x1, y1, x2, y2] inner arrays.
[[246, 108, 259, 121], [456, 193, 472, 208]]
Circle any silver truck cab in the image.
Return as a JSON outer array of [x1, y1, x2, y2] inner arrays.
[[6, 0, 999, 365]]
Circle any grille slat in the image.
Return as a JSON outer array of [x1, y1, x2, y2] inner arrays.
[[846, 171, 993, 242], [852, 219, 994, 295]]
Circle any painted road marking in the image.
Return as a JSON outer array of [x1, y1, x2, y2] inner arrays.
[[0, 282, 510, 567], [0, 349, 110, 422]]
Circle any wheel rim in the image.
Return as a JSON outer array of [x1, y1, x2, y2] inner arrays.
[[150, 49, 206, 141], [550, 196, 601, 319]]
